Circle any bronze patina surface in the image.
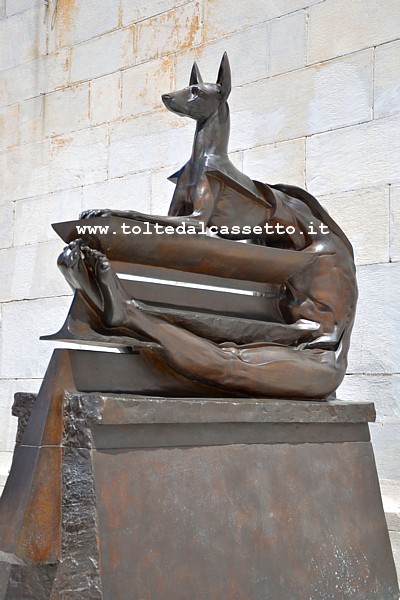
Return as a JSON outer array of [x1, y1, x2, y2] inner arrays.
[[53, 52, 357, 400]]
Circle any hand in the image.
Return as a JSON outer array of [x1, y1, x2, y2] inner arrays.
[[79, 208, 112, 219], [181, 217, 205, 232]]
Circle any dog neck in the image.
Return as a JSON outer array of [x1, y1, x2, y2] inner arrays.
[[191, 102, 230, 170]]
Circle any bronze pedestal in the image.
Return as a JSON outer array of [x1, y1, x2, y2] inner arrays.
[[0, 349, 399, 599]]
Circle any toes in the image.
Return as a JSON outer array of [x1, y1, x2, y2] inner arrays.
[[80, 246, 110, 275], [82, 246, 102, 268], [98, 256, 111, 272], [67, 239, 83, 257], [82, 245, 95, 259], [58, 240, 84, 268], [79, 208, 111, 219]]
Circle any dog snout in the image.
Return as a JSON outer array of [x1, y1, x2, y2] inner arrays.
[[162, 93, 176, 113]]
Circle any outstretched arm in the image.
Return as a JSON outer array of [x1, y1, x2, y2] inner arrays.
[[80, 207, 207, 231], [80, 173, 220, 230]]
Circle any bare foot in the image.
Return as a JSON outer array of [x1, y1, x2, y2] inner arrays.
[[57, 240, 104, 311], [81, 246, 134, 328]]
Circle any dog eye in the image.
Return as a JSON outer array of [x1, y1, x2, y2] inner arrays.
[[192, 86, 204, 97]]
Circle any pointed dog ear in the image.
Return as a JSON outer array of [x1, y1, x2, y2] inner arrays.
[[216, 52, 231, 99], [189, 62, 203, 85]]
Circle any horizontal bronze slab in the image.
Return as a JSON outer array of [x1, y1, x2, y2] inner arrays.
[[42, 294, 305, 349], [97, 395, 376, 425], [53, 217, 316, 284], [117, 277, 281, 321], [57, 350, 248, 398], [91, 422, 371, 449], [112, 261, 275, 293]]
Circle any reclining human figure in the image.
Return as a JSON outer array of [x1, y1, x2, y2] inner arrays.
[[59, 53, 358, 399]]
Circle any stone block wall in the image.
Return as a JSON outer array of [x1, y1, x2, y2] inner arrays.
[[0, 0, 399, 541]]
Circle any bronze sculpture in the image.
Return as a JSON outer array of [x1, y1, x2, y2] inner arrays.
[[2, 54, 399, 600], [57, 53, 357, 399]]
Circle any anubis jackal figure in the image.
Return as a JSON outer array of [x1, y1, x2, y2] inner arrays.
[[59, 53, 357, 399]]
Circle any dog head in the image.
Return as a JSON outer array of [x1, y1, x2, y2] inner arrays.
[[162, 52, 231, 121]]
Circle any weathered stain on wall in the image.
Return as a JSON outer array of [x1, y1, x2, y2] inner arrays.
[[53, 0, 77, 34]]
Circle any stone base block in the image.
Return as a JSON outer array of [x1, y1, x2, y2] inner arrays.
[[0, 350, 398, 599]]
